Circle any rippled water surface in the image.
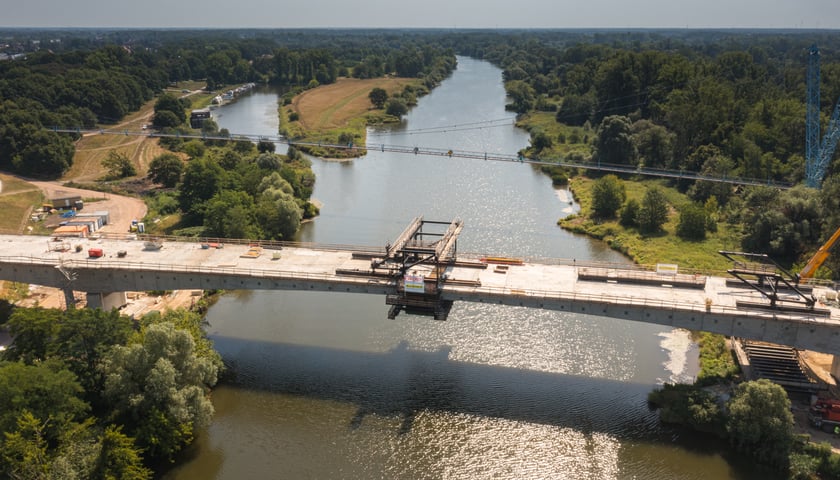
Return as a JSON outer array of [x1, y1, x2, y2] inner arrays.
[[165, 57, 773, 480]]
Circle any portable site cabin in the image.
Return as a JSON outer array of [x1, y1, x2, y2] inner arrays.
[[65, 220, 98, 233], [78, 210, 110, 225], [51, 195, 83, 210], [72, 215, 103, 230], [53, 225, 88, 238]]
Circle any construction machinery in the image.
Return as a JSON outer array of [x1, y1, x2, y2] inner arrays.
[[805, 44, 840, 188], [809, 398, 840, 432], [799, 225, 840, 281]]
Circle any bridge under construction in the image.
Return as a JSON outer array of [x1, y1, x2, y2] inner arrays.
[[2, 218, 840, 365]]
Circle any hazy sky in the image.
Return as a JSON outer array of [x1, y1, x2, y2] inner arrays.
[[4, 0, 840, 29]]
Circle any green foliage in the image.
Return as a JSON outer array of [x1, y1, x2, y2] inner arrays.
[[1, 410, 51, 479], [101, 150, 137, 180], [595, 115, 637, 166], [369, 87, 388, 108], [687, 146, 735, 205], [257, 140, 276, 153], [96, 425, 152, 480], [539, 165, 568, 186], [178, 157, 228, 221], [385, 98, 408, 118], [0, 360, 89, 443], [505, 80, 535, 113], [102, 322, 219, 462], [630, 120, 675, 169], [148, 153, 184, 188], [531, 130, 553, 153], [726, 379, 794, 469], [637, 187, 669, 234], [591, 174, 626, 218], [676, 203, 708, 241], [153, 93, 187, 126], [153, 109, 181, 128], [739, 186, 822, 261], [695, 332, 740, 386], [619, 198, 639, 227], [647, 383, 725, 435], [202, 190, 259, 239], [5, 308, 134, 406]]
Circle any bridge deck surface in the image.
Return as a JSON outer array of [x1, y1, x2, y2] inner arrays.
[[1, 234, 838, 325]]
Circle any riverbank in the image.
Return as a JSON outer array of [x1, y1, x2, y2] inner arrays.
[[559, 176, 739, 272], [561, 174, 840, 468]]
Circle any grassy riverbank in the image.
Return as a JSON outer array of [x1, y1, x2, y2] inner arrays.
[[560, 176, 740, 273], [281, 77, 423, 158]]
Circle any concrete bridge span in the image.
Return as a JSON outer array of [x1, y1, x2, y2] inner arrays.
[[1, 234, 840, 358]]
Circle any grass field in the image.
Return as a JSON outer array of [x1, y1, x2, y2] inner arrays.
[[516, 111, 594, 160], [0, 174, 43, 234], [282, 77, 420, 156]]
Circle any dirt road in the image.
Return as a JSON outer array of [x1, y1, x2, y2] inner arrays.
[[32, 180, 147, 233]]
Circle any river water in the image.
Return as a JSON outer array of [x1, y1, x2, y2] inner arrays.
[[166, 57, 771, 479]]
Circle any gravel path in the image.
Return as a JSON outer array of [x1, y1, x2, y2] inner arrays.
[[30, 180, 147, 233]]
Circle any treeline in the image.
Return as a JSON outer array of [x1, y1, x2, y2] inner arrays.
[[453, 32, 840, 185], [0, 30, 458, 179], [0, 306, 222, 478]]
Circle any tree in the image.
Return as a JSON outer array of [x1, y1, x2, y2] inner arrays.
[[506, 80, 535, 113], [95, 425, 152, 480], [557, 93, 595, 126], [591, 174, 626, 218], [257, 187, 302, 240], [631, 119, 675, 169], [101, 150, 137, 180], [4, 307, 63, 363], [595, 115, 637, 166], [1, 410, 50, 479], [369, 87, 388, 109], [620, 198, 640, 227], [148, 153, 184, 188], [637, 187, 669, 233], [257, 140, 276, 154], [202, 190, 258, 239], [687, 145, 735, 205], [385, 98, 408, 118], [677, 203, 707, 240], [153, 93, 186, 125], [531, 130, 553, 153], [101, 322, 220, 462], [726, 379, 793, 469], [178, 158, 227, 220], [0, 361, 89, 443], [152, 109, 181, 128], [740, 186, 821, 260]]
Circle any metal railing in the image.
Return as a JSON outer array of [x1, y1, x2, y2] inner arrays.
[[2, 254, 836, 324]]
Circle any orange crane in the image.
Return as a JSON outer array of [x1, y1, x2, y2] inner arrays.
[[799, 225, 840, 280]]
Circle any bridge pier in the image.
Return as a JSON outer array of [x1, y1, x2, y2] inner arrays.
[[62, 288, 76, 310], [831, 356, 840, 381], [85, 291, 128, 311]]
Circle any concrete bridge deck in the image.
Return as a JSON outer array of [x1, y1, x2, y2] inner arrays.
[[1, 234, 840, 355]]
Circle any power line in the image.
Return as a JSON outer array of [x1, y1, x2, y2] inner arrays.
[[51, 127, 794, 189]]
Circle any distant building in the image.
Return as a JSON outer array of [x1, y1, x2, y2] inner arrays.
[[190, 108, 211, 129]]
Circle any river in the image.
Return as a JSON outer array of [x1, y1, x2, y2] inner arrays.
[[165, 57, 772, 479]]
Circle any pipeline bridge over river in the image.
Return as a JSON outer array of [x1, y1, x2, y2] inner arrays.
[[1, 217, 840, 358], [50, 127, 794, 189]]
